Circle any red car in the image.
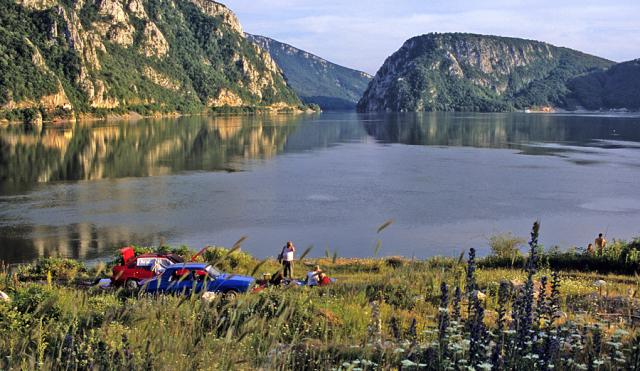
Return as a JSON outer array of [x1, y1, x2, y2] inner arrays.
[[111, 247, 184, 289]]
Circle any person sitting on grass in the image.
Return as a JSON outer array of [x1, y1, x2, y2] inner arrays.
[[306, 265, 323, 286], [317, 270, 332, 286], [270, 271, 285, 286], [586, 243, 595, 256], [305, 265, 333, 286]]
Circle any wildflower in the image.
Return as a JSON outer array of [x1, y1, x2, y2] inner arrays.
[[406, 317, 418, 348], [438, 282, 450, 342], [390, 316, 402, 341], [491, 281, 510, 368], [466, 248, 477, 294], [452, 286, 462, 322], [516, 222, 541, 354], [469, 292, 489, 367]]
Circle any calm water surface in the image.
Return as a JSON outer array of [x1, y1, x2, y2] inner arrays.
[[1, 112, 639, 263]]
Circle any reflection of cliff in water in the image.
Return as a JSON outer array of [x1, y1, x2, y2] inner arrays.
[[0, 114, 369, 263], [361, 113, 640, 155], [0, 223, 161, 263], [0, 115, 304, 194]]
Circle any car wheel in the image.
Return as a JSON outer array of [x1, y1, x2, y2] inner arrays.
[[125, 279, 139, 291], [223, 289, 238, 301]]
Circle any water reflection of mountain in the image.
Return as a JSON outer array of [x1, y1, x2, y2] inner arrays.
[[0, 114, 368, 263], [361, 113, 640, 154], [0, 223, 160, 263], [0, 115, 306, 194], [283, 113, 367, 151]]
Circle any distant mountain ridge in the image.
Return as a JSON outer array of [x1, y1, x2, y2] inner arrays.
[[357, 33, 614, 112], [566, 59, 640, 111], [247, 34, 372, 110]]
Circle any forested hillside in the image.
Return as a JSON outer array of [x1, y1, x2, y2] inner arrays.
[[247, 34, 371, 110], [0, 0, 304, 122], [357, 33, 613, 112]]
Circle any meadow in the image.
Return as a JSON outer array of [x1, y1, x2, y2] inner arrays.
[[1, 224, 640, 370]]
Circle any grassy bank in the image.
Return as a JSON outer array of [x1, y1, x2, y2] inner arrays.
[[2, 229, 640, 369]]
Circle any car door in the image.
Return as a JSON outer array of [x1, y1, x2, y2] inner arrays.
[[206, 275, 226, 293], [135, 258, 156, 280], [169, 270, 196, 295]]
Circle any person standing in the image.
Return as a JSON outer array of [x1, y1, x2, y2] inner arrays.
[[595, 233, 607, 256], [280, 241, 296, 278]]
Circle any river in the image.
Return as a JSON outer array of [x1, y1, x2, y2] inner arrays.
[[1, 112, 639, 263]]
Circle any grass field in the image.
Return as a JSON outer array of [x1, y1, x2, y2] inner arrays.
[[2, 227, 640, 369]]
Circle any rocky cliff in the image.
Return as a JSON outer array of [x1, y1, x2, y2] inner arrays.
[[566, 59, 640, 111], [0, 0, 303, 121], [357, 33, 613, 112], [247, 34, 372, 110]]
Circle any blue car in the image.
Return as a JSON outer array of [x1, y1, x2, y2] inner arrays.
[[141, 263, 255, 297]]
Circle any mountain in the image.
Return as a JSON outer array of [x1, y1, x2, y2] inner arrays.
[[357, 33, 613, 112], [566, 59, 640, 111], [0, 0, 305, 122], [246, 34, 372, 110]]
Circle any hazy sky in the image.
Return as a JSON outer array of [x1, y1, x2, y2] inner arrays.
[[223, 0, 640, 75]]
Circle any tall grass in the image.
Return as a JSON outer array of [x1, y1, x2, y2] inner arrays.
[[1, 225, 640, 369]]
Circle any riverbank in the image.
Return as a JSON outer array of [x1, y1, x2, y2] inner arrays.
[[2, 234, 640, 369], [0, 104, 320, 126]]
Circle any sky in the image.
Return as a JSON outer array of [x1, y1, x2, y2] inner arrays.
[[222, 0, 640, 75]]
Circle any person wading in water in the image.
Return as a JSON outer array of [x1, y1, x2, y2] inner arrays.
[[279, 241, 296, 278]]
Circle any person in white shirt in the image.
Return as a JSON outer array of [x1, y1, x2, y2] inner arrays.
[[306, 265, 322, 286], [280, 241, 296, 278]]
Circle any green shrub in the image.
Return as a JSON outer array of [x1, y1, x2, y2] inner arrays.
[[107, 245, 193, 266], [17, 257, 86, 281], [156, 245, 192, 260], [86, 294, 121, 325], [12, 284, 61, 320], [201, 246, 256, 273], [489, 233, 525, 260], [479, 239, 640, 275], [365, 281, 416, 310], [385, 257, 407, 269]]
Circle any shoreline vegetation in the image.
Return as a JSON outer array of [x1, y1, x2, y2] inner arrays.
[[0, 103, 321, 126], [2, 105, 637, 128], [2, 224, 640, 369]]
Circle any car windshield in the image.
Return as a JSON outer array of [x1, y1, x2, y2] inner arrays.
[[205, 265, 222, 278]]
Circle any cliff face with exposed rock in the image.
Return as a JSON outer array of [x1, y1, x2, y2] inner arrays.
[[0, 0, 302, 121], [357, 33, 613, 112]]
